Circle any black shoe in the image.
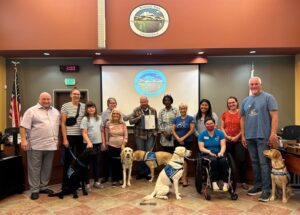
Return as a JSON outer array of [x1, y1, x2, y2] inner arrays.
[[39, 188, 54, 195], [30, 192, 39, 200], [145, 175, 152, 180], [258, 191, 271, 202], [247, 187, 262, 196]]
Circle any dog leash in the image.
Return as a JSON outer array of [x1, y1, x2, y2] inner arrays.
[[68, 147, 88, 168]]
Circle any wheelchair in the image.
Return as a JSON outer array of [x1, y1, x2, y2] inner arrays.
[[195, 152, 238, 200]]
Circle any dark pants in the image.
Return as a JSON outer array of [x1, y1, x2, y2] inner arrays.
[[62, 135, 84, 186], [108, 145, 122, 182], [226, 141, 247, 183], [86, 144, 101, 183], [203, 154, 229, 182], [99, 150, 110, 181]]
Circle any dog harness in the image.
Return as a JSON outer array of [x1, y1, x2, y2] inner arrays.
[[143, 151, 159, 167], [67, 167, 75, 179], [164, 161, 183, 184]]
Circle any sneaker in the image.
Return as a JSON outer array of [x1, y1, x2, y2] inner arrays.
[[241, 183, 249, 190], [258, 191, 271, 202], [247, 187, 262, 196], [93, 182, 104, 189], [223, 183, 228, 192], [212, 182, 220, 191], [86, 184, 91, 192]]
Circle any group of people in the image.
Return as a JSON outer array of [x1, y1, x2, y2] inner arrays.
[[20, 76, 278, 203]]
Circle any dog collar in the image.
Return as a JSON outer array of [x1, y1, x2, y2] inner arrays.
[[272, 165, 286, 171], [271, 171, 288, 176], [172, 161, 184, 165]]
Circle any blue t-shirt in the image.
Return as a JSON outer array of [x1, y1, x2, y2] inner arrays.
[[240, 91, 278, 140], [172, 115, 196, 142], [198, 129, 225, 154]]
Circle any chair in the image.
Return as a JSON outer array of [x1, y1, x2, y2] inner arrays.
[[281, 125, 300, 143]]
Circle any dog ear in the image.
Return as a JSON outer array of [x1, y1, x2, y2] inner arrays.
[[120, 149, 125, 161], [274, 150, 282, 159]]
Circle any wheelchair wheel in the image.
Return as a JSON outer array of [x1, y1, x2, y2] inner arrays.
[[227, 153, 237, 192], [195, 157, 202, 194]]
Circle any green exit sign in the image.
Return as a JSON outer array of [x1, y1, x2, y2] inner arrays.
[[64, 78, 76, 86]]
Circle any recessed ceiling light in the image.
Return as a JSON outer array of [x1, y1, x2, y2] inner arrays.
[[198, 51, 204, 55], [43, 52, 50, 56], [249, 50, 256, 54], [95, 52, 101, 56], [146, 53, 152, 56]]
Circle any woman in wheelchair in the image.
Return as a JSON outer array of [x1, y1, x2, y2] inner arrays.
[[198, 117, 229, 192]]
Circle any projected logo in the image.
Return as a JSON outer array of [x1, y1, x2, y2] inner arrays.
[[129, 5, 169, 38], [134, 70, 167, 97]]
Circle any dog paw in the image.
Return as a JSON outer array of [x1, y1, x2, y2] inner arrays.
[[148, 179, 153, 182], [127, 183, 131, 186], [122, 185, 126, 188], [270, 196, 275, 201], [176, 195, 182, 200], [282, 198, 288, 203]]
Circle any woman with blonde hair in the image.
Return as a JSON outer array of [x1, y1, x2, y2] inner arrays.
[[172, 103, 195, 187], [104, 108, 128, 187]]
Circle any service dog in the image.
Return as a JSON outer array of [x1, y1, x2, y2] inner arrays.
[[49, 148, 96, 199], [263, 149, 292, 203], [121, 147, 134, 188], [133, 150, 172, 182], [143, 146, 191, 200]]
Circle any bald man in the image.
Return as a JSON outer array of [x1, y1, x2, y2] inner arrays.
[[129, 96, 158, 180], [240, 76, 278, 202], [20, 92, 60, 200]]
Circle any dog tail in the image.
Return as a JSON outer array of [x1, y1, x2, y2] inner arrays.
[[143, 191, 156, 200]]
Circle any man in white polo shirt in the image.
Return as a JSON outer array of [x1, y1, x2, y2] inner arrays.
[[20, 92, 60, 200]]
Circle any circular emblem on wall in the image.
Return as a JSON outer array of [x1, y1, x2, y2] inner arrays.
[[134, 70, 167, 96], [129, 5, 169, 38]]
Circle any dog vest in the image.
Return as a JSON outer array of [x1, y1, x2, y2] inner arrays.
[[143, 151, 159, 167], [67, 167, 75, 179], [164, 161, 183, 184]]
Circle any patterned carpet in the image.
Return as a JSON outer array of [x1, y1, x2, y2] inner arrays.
[[0, 178, 300, 215]]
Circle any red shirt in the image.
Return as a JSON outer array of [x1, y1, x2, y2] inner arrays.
[[221, 110, 241, 137]]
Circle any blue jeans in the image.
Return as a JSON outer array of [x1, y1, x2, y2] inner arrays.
[[247, 138, 271, 192], [135, 136, 155, 176]]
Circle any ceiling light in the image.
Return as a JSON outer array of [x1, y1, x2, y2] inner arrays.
[[95, 52, 101, 56], [43, 52, 50, 56], [249, 50, 256, 54], [146, 53, 152, 56], [198, 51, 204, 55]]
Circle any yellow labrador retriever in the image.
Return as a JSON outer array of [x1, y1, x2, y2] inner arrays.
[[133, 150, 172, 182], [121, 147, 133, 188], [263, 149, 291, 203], [143, 146, 191, 200]]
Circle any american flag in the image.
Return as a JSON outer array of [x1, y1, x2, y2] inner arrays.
[[9, 62, 21, 127]]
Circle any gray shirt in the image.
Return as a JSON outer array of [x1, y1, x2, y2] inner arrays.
[[240, 91, 278, 139], [80, 116, 102, 144], [21, 103, 60, 150]]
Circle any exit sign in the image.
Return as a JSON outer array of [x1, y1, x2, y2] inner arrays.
[[64, 78, 76, 86]]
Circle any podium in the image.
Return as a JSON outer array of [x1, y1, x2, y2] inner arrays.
[[0, 155, 25, 199]]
